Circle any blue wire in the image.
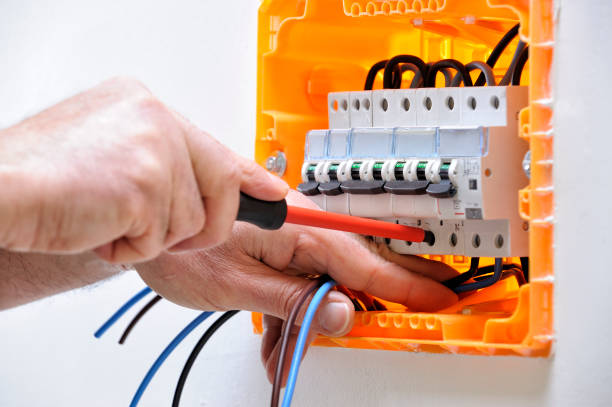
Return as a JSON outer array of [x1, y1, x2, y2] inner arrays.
[[94, 286, 152, 338], [282, 280, 336, 407], [129, 311, 214, 407]]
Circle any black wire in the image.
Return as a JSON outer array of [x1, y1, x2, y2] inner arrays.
[[475, 268, 526, 286], [424, 59, 472, 87], [383, 55, 428, 89], [473, 263, 522, 277], [443, 257, 480, 289], [475, 23, 520, 86], [520, 257, 530, 282], [364, 60, 388, 90], [118, 294, 162, 345], [499, 40, 527, 86], [453, 258, 504, 294], [451, 61, 496, 87], [400, 63, 423, 88], [364, 60, 401, 90], [511, 45, 529, 85], [172, 310, 240, 407]]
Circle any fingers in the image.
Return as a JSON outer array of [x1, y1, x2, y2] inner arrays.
[[366, 240, 460, 282], [283, 225, 458, 311], [170, 112, 287, 250], [214, 259, 354, 337], [163, 142, 206, 248], [236, 155, 289, 201], [324, 232, 457, 310]]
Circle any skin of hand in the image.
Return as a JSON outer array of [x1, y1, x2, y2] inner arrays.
[[135, 190, 459, 384], [0, 77, 287, 263]]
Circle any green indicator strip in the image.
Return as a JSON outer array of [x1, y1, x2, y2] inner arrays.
[[351, 162, 362, 169], [307, 165, 317, 172], [417, 162, 427, 170], [373, 162, 384, 170], [395, 162, 405, 169], [329, 164, 339, 171]]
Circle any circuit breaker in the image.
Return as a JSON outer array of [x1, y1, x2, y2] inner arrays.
[[299, 86, 528, 257], [253, 0, 554, 357]]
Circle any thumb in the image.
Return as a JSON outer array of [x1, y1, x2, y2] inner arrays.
[[312, 290, 354, 337], [217, 262, 354, 337], [236, 154, 289, 202]]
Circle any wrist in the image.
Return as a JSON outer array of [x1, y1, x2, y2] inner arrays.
[[0, 127, 40, 250]]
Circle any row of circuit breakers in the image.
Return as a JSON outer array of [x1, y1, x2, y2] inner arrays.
[[298, 86, 529, 257]]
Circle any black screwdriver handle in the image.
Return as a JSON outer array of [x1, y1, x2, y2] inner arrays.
[[236, 192, 287, 230]]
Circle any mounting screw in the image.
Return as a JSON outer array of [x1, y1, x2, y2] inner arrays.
[[265, 151, 286, 177], [522, 150, 531, 179]]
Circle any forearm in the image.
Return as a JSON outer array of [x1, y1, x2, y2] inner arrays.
[[0, 250, 128, 310]]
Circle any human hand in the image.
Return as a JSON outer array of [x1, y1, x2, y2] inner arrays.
[[0, 77, 287, 262], [135, 190, 459, 383]]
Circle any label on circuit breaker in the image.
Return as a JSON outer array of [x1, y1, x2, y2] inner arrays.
[[435, 157, 483, 220], [464, 159, 480, 176], [466, 208, 483, 219]]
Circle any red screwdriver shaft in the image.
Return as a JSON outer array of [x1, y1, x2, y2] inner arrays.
[[285, 205, 427, 242]]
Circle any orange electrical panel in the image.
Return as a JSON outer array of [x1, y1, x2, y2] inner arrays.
[[252, 0, 553, 357]]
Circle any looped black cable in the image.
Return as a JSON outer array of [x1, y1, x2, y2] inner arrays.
[[364, 59, 401, 90], [443, 257, 480, 289], [475, 23, 520, 86], [511, 45, 529, 85], [400, 62, 429, 88], [383, 55, 427, 89], [451, 61, 496, 87], [425, 59, 472, 87], [453, 257, 504, 294]]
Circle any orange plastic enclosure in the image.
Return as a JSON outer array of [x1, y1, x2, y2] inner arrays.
[[253, 0, 553, 356]]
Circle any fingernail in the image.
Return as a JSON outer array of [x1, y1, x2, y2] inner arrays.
[[318, 295, 351, 336]]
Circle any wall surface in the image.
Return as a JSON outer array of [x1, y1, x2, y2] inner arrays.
[[0, 1, 611, 406]]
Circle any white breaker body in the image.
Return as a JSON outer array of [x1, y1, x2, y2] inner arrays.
[[299, 86, 529, 257]]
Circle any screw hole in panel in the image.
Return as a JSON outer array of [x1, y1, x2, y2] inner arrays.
[[491, 95, 500, 109], [467, 96, 477, 110], [494, 234, 504, 248], [446, 96, 454, 110], [472, 234, 481, 248], [331, 99, 338, 112], [402, 97, 410, 111], [381, 98, 389, 112]]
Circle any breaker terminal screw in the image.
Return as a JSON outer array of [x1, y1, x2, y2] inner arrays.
[[266, 151, 287, 177], [522, 150, 531, 179]]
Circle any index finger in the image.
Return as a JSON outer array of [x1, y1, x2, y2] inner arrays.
[[298, 227, 458, 311]]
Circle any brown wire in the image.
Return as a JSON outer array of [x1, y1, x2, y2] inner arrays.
[[350, 290, 377, 311], [270, 277, 329, 407], [118, 294, 162, 345]]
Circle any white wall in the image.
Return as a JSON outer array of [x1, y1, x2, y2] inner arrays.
[[0, 1, 611, 406]]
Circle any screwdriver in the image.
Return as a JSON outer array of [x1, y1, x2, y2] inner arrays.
[[236, 193, 434, 244]]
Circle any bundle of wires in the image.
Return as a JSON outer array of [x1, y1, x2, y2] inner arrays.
[[363, 23, 528, 91], [94, 288, 225, 407], [268, 278, 337, 407], [443, 257, 528, 293]]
